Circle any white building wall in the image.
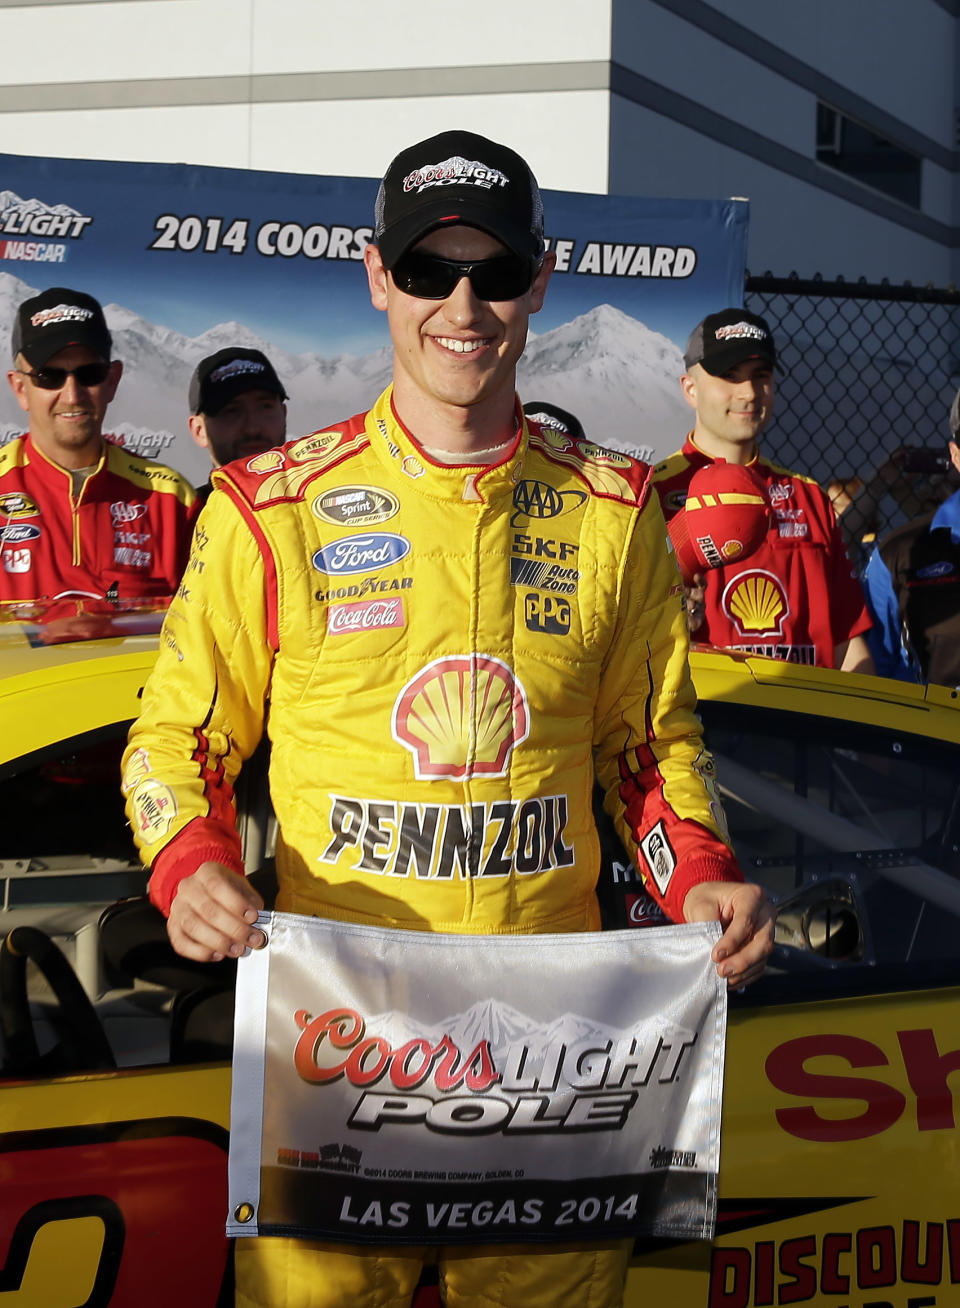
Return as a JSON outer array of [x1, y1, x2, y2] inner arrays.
[[0, 0, 956, 285]]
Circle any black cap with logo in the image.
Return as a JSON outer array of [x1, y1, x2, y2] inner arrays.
[[189, 347, 288, 415], [522, 400, 585, 441], [683, 308, 777, 376], [373, 130, 545, 270], [12, 287, 112, 367]]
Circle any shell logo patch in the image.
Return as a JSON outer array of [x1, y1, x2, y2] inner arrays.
[[247, 449, 285, 474], [392, 654, 529, 780], [721, 569, 789, 637]]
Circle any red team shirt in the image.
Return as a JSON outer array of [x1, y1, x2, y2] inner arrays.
[[653, 437, 871, 667], [0, 433, 198, 610]]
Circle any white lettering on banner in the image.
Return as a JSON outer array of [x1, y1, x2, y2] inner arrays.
[[149, 213, 372, 260], [320, 793, 575, 878], [0, 241, 68, 263], [1, 210, 92, 239], [574, 242, 697, 278]]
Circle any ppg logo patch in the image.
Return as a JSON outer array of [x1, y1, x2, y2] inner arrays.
[[524, 593, 571, 634], [640, 821, 676, 896]]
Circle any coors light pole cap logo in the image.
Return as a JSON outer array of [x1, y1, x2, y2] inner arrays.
[[12, 286, 112, 367], [373, 130, 545, 270]]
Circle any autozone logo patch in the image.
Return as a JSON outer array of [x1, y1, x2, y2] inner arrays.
[[392, 655, 529, 780], [313, 534, 410, 576], [510, 556, 579, 595], [511, 481, 586, 523]]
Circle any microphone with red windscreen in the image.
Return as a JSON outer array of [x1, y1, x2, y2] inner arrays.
[[667, 460, 770, 583]]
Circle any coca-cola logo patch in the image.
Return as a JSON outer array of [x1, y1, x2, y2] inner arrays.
[[328, 597, 406, 635]]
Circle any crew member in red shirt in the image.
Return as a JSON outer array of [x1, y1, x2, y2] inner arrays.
[[1, 286, 198, 616], [653, 308, 873, 671]]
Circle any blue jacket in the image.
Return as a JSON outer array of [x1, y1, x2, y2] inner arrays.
[[864, 488, 960, 683]]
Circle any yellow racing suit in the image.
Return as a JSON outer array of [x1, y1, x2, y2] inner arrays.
[[123, 387, 740, 1306]]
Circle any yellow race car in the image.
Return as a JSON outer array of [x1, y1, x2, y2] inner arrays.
[[0, 613, 957, 1307]]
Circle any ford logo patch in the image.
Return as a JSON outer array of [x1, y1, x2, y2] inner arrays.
[[0, 523, 40, 544], [916, 561, 954, 580], [312, 533, 411, 576]]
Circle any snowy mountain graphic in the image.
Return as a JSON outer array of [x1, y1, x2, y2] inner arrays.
[[0, 272, 689, 484], [0, 190, 84, 221], [351, 997, 684, 1070]]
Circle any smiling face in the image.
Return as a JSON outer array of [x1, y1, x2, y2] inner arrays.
[[680, 358, 775, 464], [7, 344, 122, 470], [188, 389, 287, 469], [365, 225, 553, 450]]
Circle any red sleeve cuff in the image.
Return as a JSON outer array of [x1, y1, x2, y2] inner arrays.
[[148, 818, 245, 916], [665, 848, 744, 924]]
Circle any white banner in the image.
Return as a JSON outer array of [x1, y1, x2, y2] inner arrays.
[[227, 913, 726, 1246]]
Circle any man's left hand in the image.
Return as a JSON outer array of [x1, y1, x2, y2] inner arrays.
[[683, 881, 775, 988]]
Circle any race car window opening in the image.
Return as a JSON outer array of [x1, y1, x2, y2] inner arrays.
[[698, 703, 959, 983]]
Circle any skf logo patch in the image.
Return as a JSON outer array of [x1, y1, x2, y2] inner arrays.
[[511, 480, 586, 524], [722, 569, 789, 637], [524, 593, 571, 634], [392, 654, 529, 780], [0, 491, 39, 519], [640, 821, 676, 896]]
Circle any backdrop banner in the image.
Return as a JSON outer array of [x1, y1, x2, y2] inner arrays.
[[0, 151, 748, 483], [227, 913, 726, 1245]]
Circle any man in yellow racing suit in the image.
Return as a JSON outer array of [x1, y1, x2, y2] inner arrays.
[[123, 130, 773, 1308]]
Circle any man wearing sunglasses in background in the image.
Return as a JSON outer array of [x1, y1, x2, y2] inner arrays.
[[1, 287, 198, 610], [125, 132, 773, 1308]]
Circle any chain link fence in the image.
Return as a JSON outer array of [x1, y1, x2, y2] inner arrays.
[[744, 274, 960, 550]]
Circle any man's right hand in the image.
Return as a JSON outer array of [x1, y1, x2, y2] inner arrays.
[[167, 861, 266, 962]]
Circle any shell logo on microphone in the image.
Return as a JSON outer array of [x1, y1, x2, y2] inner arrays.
[[722, 569, 789, 637], [392, 655, 530, 780]]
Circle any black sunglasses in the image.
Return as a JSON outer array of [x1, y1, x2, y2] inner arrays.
[[390, 250, 538, 302], [17, 362, 112, 390]]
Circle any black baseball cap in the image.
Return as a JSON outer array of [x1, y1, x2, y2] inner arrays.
[[683, 309, 777, 375], [522, 400, 585, 441], [12, 287, 112, 367], [373, 130, 545, 270], [189, 348, 287, 415]]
